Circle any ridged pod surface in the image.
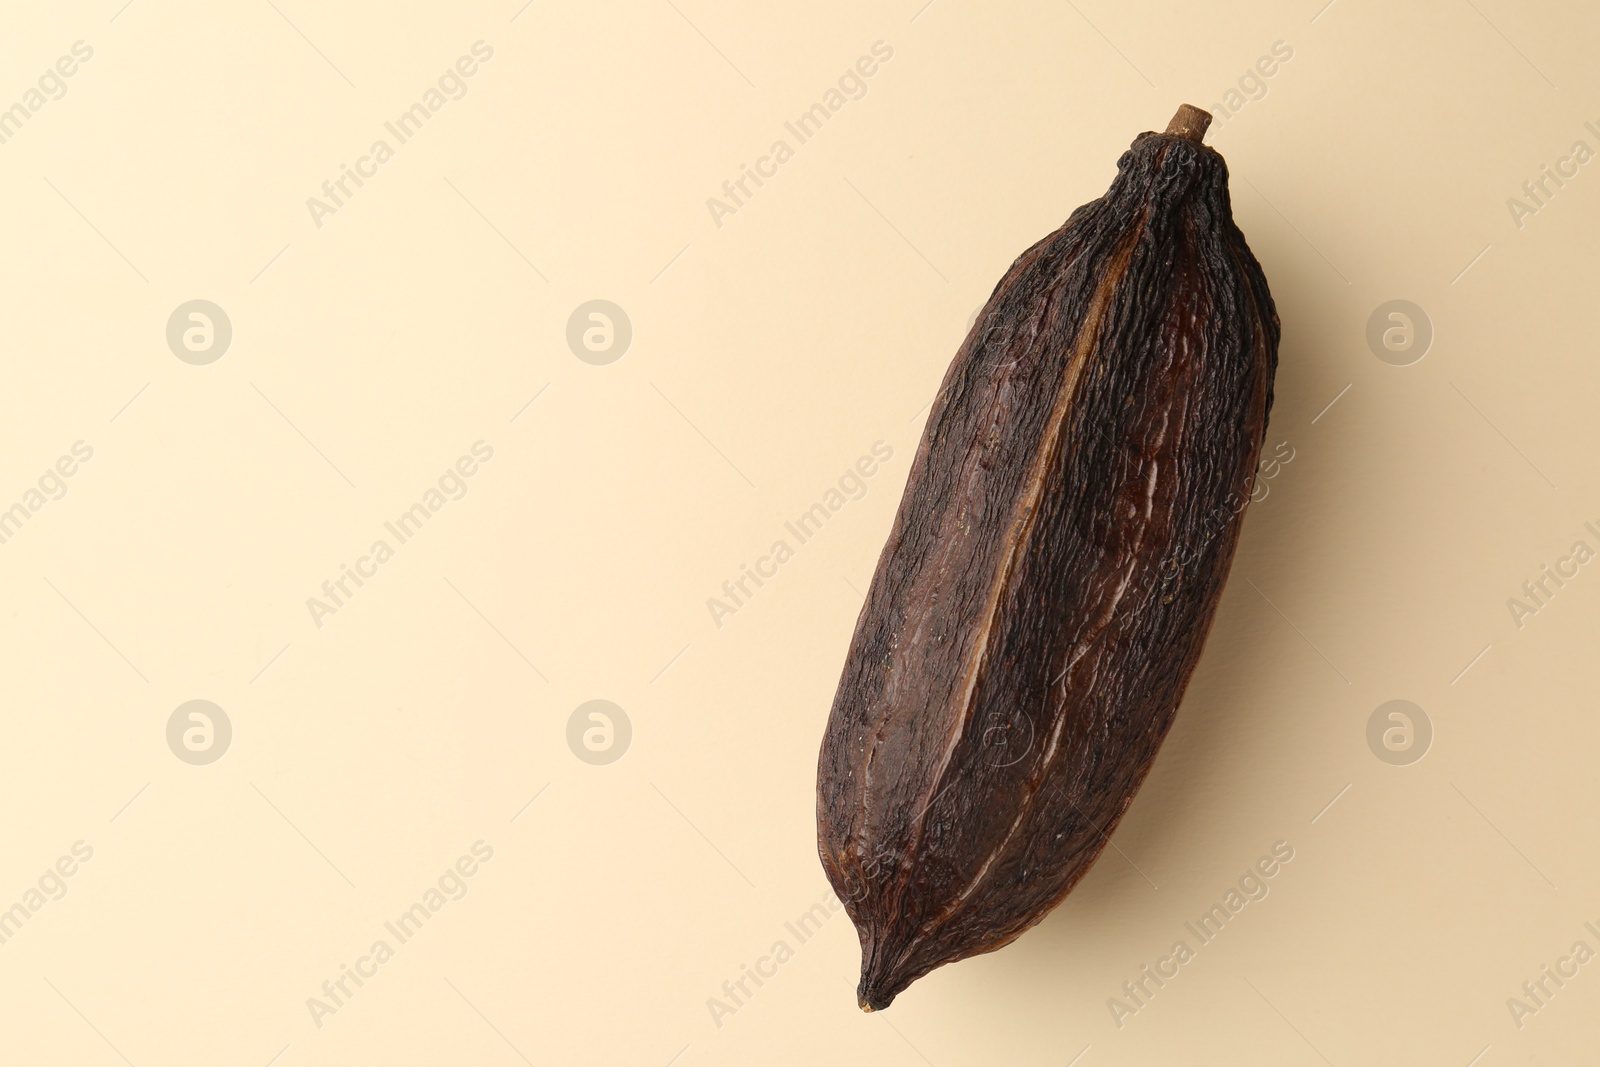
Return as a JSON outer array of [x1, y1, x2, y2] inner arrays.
[[815, 106, 1280, 1011]]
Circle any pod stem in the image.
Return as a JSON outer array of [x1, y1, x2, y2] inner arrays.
[[1164, 104, 1212, 143]]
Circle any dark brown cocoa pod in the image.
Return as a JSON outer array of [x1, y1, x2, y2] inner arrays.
[[816, 105, 1280, 1011]]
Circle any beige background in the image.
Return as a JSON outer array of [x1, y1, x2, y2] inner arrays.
[[0, 0, 1595, 1063]]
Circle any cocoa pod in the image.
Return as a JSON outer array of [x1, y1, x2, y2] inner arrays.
[[816, 105, 1279, 1011]]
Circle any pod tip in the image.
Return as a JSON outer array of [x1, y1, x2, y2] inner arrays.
[[857, 978, 897, 1012], [1164, 104, 1213, 143]]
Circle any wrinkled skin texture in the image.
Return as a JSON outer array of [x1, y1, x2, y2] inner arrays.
[[815, 125, 1280, 1011]]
